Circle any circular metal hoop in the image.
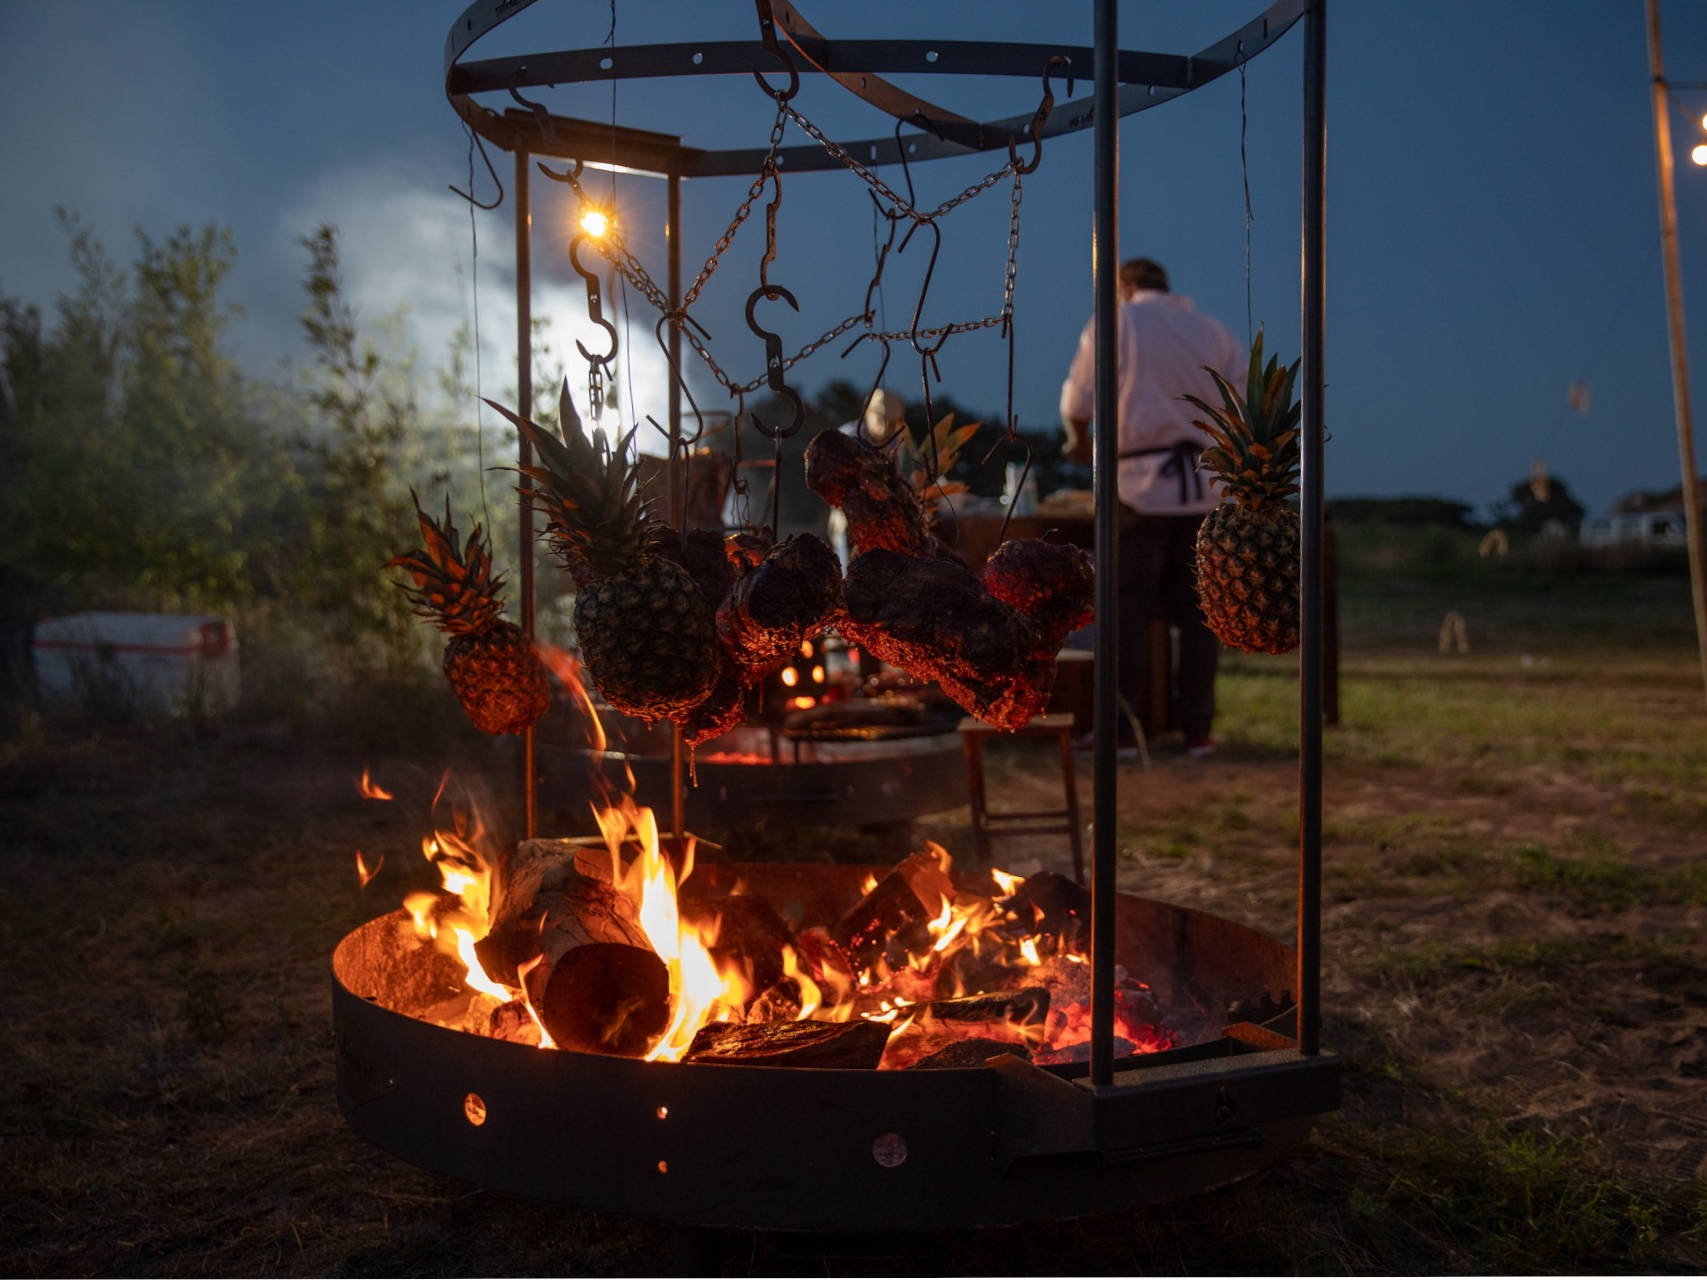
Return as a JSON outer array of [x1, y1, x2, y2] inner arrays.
[[445, 0, 1305, 175]]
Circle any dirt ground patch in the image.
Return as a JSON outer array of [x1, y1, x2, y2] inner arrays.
[[3, 641, 1705, 1274]]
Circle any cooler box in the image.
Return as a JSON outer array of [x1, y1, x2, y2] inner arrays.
[[32, 612, 240, 715]]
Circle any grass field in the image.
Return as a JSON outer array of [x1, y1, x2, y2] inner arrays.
[[2, 530, 1705, 1275]]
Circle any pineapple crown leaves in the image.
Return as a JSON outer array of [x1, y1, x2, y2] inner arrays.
[[483, 385, 661, 580], [902, 413, 981, 502], [1181, 327, 1304, 506], [386, 489, 508, 636]]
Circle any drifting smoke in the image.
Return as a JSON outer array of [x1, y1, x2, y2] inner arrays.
[[275, 149, 691, 446]]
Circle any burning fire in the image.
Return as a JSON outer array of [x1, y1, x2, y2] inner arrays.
[[355, 635, 1177, 1067]]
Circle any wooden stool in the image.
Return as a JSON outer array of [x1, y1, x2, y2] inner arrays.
[[958, 713, 1085, 884]]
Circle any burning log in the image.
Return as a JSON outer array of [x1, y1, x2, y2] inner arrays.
[[831, 850, 955, 970], [684, 1018, 892, 1069], [926, 986, 1050, 1027], [682, 893, 796, 1003], [474, 838, 669, 1057], [998, 871, 1091, 953]]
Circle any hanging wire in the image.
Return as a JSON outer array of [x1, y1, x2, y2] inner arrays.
[[1532, 244, 1658, 463], [1238, 42, 1253, 349], [466, 124, 492, 533]]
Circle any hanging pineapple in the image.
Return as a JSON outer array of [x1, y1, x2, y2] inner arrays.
[[1184, 328, 1303, 655], [486, 386, 721, 723], [388, 494, 551, 735]]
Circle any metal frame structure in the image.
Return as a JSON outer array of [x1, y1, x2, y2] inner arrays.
[[330, 0, 1339, 1224]]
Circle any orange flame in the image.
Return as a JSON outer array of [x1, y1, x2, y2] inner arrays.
[[358, 769, 393, 801], [355, 850, 383, 888], [536, 642, 607, 754]]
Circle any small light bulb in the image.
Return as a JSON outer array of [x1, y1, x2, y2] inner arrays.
[[1700, 112, 1707, 133], [580, 208, 610, 238], [1693, 143, 1707, 168]]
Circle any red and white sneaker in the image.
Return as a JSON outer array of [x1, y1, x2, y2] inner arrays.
[[1184, 736, 1218, 759]]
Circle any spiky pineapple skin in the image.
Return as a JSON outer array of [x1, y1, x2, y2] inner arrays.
[[442, 621, 552, 735], [573, 557, 719, 721], [1194, 505, 1300, 655]]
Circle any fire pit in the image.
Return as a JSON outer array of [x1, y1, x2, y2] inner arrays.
[[329, 0, 1340, 1235], [333, 855, 1333, 1230]]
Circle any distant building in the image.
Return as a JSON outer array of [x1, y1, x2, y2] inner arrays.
[[1579, 511, 1687, 548]]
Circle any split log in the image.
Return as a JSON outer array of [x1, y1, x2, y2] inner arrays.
[[831, 850, 955, 970], [926, 986, 1050, 1028], [684, 1018, 892, 1069], [475, 839, 616, 985], [682, 893, 796, 1004], [474, 838, 669, 1057], [999, 870, 1091, 953], [906, 1037, 1033, 1070]]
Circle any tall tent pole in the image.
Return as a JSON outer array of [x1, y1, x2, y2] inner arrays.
[[1088, 0, 1121, 1090], [1297, 0, 1326, 1056], [1644, 0, 1707, 706]]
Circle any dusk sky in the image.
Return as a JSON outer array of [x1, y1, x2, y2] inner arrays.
[[3, 0, 1705, 516]]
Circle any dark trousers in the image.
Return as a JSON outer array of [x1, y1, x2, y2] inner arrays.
[[1118, 506, 1219, 743]]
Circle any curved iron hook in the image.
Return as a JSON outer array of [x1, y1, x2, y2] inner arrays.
[[839, 331, 896, 450], [508, 76, 558, 146], [536, 156, 586, 186], [449, 123, 504, 210], [897, 217, 948, 358], [1009, 54, 1071, 175], [653, 311, 711, 451], [568, 233, 619, 366], [744, 283, 804, 439], [751, 0, 799, 102]]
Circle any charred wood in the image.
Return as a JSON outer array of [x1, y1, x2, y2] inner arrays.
[[831, 850, 954, 970], [684, 1017, 892, 1069], [906, 1037, 1034, 1070], [926, 986, 1050, 1027]]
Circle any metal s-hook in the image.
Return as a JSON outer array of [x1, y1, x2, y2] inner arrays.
[[654, 311, 711, 450], [449, 123, 504, 210], [745, 284, 804, 439], [898, 216, 948, 358], [1009, 55, 1071, 176], [508, 75, 558, 146], [569, 233, 619, 367], [751, 0, 799, 102], [536, 156, 586, 186]]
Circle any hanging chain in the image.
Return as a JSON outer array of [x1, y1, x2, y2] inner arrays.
[[538, 75, 1046, 432], [682, 103, 790, 310]]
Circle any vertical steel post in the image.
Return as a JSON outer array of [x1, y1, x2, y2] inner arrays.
[[668, 170, 688, 851], [1645, 0, 1707, 706], [516, 150, 537, 841], [1088, 0, 1120, 1089], [1297, 0, 1326, 1057]]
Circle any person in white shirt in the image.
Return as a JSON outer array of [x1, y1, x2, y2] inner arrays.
[[1059, 258, 1243, 757]]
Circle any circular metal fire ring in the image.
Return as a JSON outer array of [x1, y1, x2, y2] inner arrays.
[[332, 863, 1334, 1231]]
